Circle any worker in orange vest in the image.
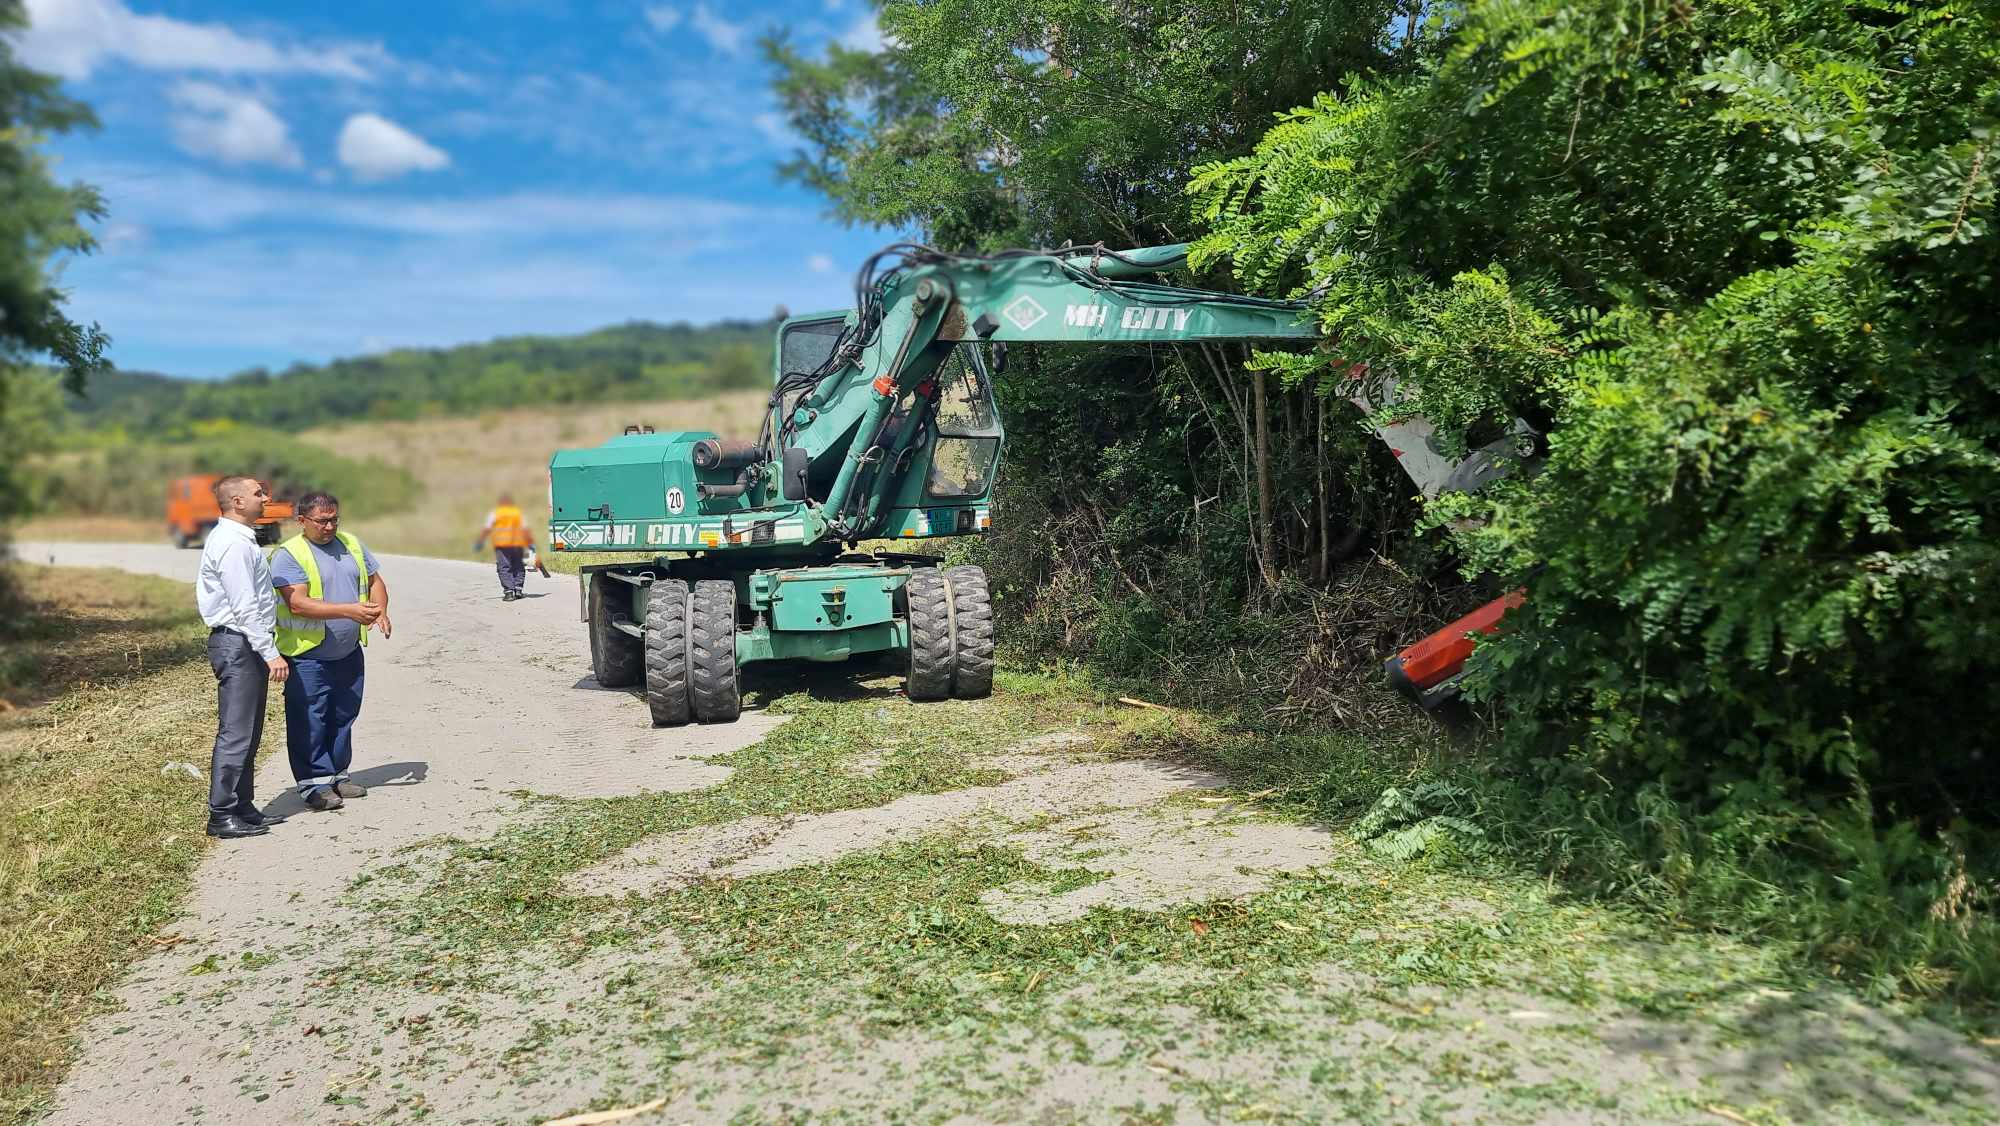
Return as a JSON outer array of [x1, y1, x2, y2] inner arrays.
[[473, 495, 538, 601]]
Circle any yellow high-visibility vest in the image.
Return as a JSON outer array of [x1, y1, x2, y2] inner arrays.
[[272, 531, 371, 657]]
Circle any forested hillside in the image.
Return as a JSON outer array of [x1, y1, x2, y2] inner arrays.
[[62, 319, 776, 433], [770, 0, 2000, 1000]]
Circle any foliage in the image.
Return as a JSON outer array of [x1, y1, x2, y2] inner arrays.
[[1353, 782, 1487, 862], [1189, 0, 2000, 994], [0, 0, 105, 531], [60, 320, 774, 435], [768, 0, 1408, 250]]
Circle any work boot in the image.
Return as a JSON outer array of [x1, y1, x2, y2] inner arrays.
[[206, 813, 270, 839], [305, 787, 346, 812], [236, 806, 287, 826], [334, 779, 368, 798], [502, 590, 521, 602]]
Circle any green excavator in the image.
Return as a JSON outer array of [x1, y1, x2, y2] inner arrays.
[[548, 242, 1537, 723]]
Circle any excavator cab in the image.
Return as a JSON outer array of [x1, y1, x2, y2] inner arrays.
[[767, 310, 1003, 535]]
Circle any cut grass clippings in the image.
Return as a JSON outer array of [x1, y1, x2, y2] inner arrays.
[[322, 671, 2000, 1122], [0, 563, 258, 1123]]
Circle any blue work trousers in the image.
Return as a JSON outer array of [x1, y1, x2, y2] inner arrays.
[[283, 649, 365, 795], [495, 547, 526, 594]]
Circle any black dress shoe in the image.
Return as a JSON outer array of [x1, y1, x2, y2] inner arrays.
[[206, 813, 270, 839], [237, 807, 286, 826]]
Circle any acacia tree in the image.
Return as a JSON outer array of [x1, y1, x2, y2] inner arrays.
[[0, 0, 107, 527], [1193, 0, 2000, 991]]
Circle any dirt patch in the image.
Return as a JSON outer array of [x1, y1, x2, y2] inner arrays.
[[567, 758, 1225, 898], [980, 803, 1344, 924]]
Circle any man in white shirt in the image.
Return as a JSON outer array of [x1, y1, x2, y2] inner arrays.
[[195, 475, 290, 839]]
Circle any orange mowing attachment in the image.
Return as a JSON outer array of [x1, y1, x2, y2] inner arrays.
[[1385, 588, 1526, 709]]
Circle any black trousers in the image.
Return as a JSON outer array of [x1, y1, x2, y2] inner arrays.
[[206, 628, 268, 816]]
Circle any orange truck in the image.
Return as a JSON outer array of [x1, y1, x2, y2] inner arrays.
[[166, 474, 295, 548]]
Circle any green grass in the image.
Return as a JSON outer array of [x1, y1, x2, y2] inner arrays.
[[0, 564, 260, 1122], [306, 670, 1999, 1122]]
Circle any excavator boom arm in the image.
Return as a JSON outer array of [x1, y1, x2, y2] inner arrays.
[[782, 243, 1316, 539]]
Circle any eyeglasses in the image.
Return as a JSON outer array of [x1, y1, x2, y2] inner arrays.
[[301, 513, 340, 526]]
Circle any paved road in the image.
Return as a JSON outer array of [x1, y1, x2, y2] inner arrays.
[[11, 543, 781, 1124]]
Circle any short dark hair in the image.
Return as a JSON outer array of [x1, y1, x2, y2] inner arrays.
[[297, 490, 340, 516], [212, 474, 258, 505]]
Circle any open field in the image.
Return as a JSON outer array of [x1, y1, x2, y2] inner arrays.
[[9, 392, 770, 567], [297, 391, 768, 565]]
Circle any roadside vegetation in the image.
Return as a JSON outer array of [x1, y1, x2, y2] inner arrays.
[[773, 0, 2000, 1004], [0, 565, 237, 1121]]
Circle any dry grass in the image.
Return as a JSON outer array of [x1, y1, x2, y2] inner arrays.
[[5, 516, 161, 545], [0, 563, 246, 1121], [296, 392, 768, 563]]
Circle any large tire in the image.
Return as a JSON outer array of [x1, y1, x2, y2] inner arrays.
[[644, 579, 691, 726], [169, 526, 189, 549], [946, 565, 994, 699], [589, 572, 643, 688], [689, 579, 741, 723], [904, 569, 954, 702]]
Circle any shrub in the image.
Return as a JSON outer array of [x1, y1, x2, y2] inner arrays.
[[1191, 0, 2000, 995]]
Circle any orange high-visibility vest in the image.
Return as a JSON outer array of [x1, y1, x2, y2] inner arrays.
[[489, 504, 532, 549]]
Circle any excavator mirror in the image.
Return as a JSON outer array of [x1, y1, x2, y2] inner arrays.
[[781, 447, 810, 502]]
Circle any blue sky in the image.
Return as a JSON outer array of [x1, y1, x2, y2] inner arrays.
[[14, 0, 893, 378]]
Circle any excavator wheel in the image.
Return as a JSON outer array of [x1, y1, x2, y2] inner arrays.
[[588, 572, 643, 689], [904, 569, 954, 702], [689, 579, 741, 723], [644, 578, 691, 726], [945, 565, 994, 699]]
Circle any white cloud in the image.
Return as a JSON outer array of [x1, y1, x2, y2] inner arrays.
[[336, 113, 450, 182], [167, 82, 302, 169], [642, 4, 681, 33], [688, 4, 749, 55], [18, 0, 387, 80], [807, 253, 834, 273], [76, 161, 791, 238]]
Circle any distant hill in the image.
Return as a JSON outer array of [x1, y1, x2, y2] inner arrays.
[[64, 320, 779, 433]]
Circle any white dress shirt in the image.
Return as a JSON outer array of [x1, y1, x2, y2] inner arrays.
[[196, 517, 280, 662]]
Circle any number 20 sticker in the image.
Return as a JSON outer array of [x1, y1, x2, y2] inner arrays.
[[666, 487, 686, 515]]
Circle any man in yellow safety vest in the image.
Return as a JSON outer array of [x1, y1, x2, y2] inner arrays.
[[473, 494, 538, 602], [271, 491, 390, 812]]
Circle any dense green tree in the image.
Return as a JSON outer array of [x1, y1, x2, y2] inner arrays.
[[0, 0, 106, 525], [1193, 0, 2000, 992]]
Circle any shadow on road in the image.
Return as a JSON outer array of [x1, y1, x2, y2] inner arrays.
[[257, 759, 430, 818]]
